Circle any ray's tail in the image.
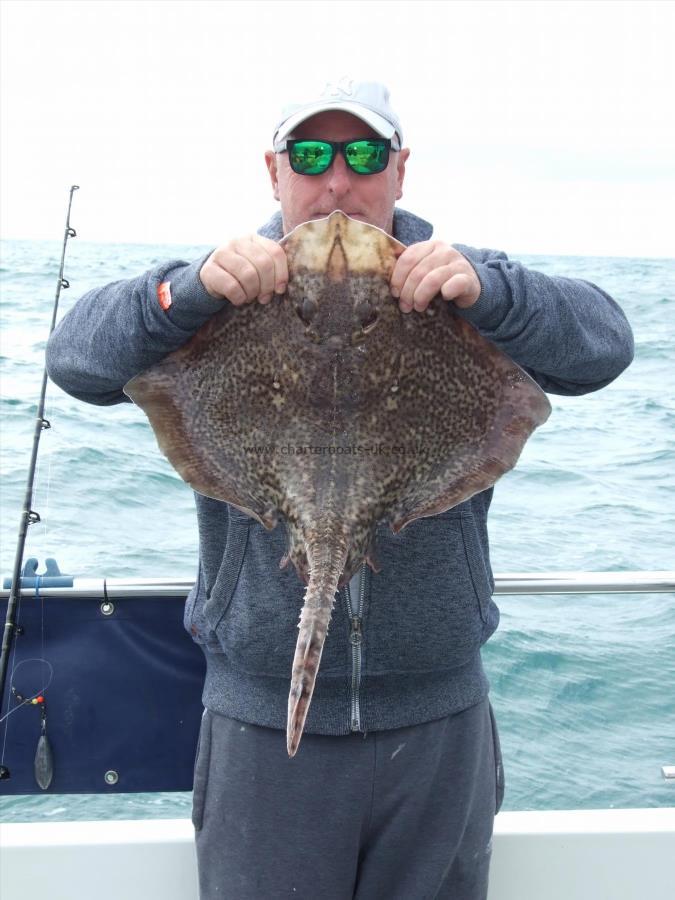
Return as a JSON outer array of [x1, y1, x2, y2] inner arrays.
[[287, 530, 349, 757]]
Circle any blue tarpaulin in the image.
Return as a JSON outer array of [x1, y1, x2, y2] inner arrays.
[[0, 585, 205, 794]]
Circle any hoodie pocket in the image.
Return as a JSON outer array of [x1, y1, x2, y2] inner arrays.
[[210, 511, 349, 677], [184, 565, 221, 653], [366, 507, 491, 674], [460, 509, 494, 624], [202, 511, 251, 639]]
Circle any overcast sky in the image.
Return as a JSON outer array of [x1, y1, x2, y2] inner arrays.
[[1, 0, 674, 257]]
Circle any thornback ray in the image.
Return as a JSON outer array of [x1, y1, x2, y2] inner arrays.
[[124, 211, 551, 757]]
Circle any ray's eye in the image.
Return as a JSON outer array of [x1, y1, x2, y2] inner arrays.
[[355, 298, 378, 332], [296, 296, 318, 325], [361, 310, 378, 332]]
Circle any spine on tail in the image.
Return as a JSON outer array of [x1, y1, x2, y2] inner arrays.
[[287, 532, 349, 757]]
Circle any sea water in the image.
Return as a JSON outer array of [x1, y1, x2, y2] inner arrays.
[[1, 236, 673, 822]]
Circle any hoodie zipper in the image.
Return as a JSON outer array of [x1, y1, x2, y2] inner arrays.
[[344, 564, 367, 731]]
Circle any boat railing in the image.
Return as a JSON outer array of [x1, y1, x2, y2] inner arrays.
[[2, 569, 674, 599]]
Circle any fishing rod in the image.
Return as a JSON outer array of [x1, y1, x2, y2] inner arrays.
[[0, 185, 79, 780]]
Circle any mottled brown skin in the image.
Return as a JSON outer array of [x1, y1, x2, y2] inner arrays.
[[124, 212, 551, 756]]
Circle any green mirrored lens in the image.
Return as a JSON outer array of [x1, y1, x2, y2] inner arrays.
[[345, 140, 389, 174], [289, 141, 333, 175], [285, 139, 390, 176]]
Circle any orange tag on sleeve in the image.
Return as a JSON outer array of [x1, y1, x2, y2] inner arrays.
[[157, 281, 172, 311]]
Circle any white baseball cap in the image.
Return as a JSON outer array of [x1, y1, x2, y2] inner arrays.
[[273, 78, 403, 150]]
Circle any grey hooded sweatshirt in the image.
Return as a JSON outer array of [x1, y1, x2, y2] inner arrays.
[[46, 208, 634, 735]]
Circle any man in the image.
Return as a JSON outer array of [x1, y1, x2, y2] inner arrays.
[[47, 80, 634, 899]]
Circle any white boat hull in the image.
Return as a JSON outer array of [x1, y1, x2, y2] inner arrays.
[[2, 808, 674, 899]]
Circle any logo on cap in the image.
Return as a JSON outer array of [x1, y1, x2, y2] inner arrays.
[[321, 77, 355, 99]]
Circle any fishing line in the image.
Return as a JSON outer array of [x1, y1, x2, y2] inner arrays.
[[0, 185, 79, 782], [0, 620, 21, 763], [0, 659, 55, 726]]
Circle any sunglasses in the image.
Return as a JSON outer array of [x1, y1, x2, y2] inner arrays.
[[276, 138, 396, 176]]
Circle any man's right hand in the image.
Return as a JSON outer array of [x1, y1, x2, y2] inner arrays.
[[199, 235, 288, 305]]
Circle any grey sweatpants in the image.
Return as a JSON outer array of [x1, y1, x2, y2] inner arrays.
[[193, 699, 504, 900]]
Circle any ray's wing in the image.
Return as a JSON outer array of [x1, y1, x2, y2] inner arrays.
[[124, 306, 281, 528], [385, 303, 551, 532]]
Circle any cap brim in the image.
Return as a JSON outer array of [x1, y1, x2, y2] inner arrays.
[[274, 101, 396, 145]]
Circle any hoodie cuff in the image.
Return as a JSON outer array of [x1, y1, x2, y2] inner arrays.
[[160, 252, 226, 331], [456, 259, 514, 333]]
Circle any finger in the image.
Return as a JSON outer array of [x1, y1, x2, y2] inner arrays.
[[207, 257, 255, 306], [200, 250, 251, 305], [238, 236, 289, 303], [216, 250, 262, 304], [440, 272, 478, 308], [398, 252, 463, 309], [407, 264, 457, 312], [256, 237, 289, 296], [206, 268, 246, 305], [390, 242, 436, 298], [231, 238, 277, 302]]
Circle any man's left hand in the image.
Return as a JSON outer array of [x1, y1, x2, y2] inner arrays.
[[390, 241, 481, 313]]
